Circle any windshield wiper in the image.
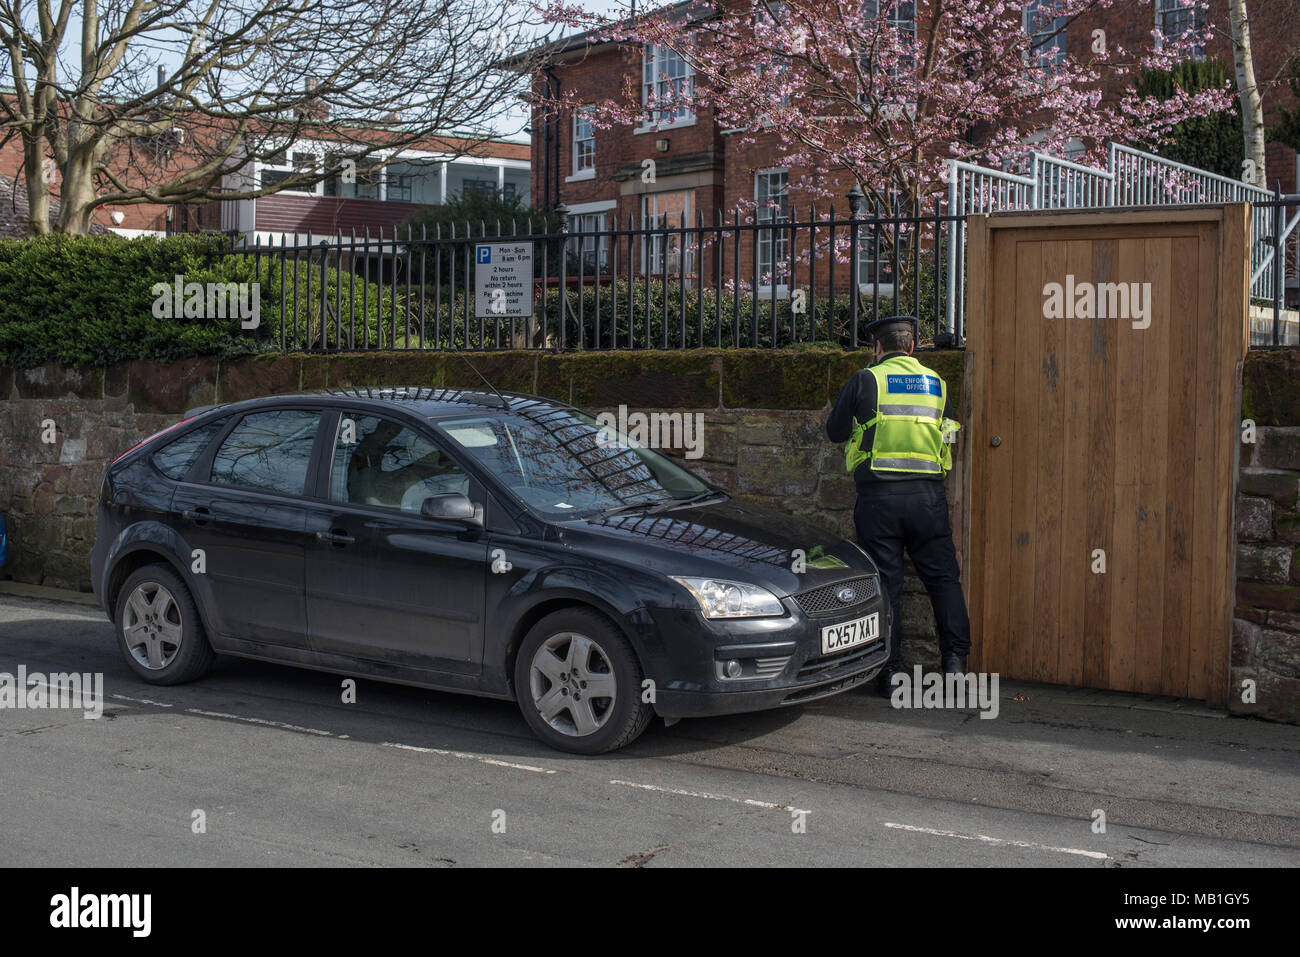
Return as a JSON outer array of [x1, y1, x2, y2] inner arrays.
[[596, 498, 672, 518], [596, 488, 727, 519], [641, 489, 728, 514]]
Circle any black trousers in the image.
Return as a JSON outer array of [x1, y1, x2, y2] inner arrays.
[[853, 481, 971, 669]]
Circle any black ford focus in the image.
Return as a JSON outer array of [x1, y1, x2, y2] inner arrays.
[[90, 388, 888, 753]]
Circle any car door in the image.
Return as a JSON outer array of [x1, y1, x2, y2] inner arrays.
[[171, 406, 328, 650], [303, 410, 488, 675]]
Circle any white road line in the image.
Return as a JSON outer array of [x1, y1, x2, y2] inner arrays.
[[110, 693, 174, 708], [883, 822, 1108, 860], [184, 708, 336, 737], [104, 698, 552, 774], [381, 741, 557, 774], [609, 779, 810, 815]]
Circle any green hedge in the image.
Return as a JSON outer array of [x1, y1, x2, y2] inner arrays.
[[0, 234, 404, 366]]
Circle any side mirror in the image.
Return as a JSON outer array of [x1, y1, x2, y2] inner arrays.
[[420, 493, 483, 528]]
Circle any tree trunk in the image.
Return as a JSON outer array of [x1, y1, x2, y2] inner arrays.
[[1229, 0, 1268, 188], [21, 137, 51, 235]]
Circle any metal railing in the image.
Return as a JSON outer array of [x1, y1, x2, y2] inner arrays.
[[226, 206, 964, 352], [947, 143, 1300, 346]]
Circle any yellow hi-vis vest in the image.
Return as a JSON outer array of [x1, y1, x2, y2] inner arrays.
[[844, 354, 961, 476]]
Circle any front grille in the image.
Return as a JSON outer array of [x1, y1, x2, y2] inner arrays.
[[797, 638, 886, 680], [782, 667, 876, 703], [793, 575, 879, 617]]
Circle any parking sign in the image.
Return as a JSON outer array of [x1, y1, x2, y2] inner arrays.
[[474, 243, 532, 318]]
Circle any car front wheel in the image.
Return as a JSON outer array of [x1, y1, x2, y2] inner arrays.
[[514, 608, 652, 754]]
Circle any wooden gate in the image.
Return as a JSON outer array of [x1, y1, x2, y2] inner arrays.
[[962, 207, 1250, 706]]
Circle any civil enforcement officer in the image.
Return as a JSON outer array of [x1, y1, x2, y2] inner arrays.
[[826, 315, 971, 694]]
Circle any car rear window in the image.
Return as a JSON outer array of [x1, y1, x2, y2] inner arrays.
[[151, 420, 225, 480]]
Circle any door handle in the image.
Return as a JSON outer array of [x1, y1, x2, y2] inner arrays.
[[990, 435, 1002, 447], [316, 529, 355, 546], [182, 507, 211, 523]]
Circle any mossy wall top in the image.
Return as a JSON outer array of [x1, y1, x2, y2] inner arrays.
[[1, 347, 1295, 425]]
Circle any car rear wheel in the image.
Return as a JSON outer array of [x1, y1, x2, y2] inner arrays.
[[114, 564, 215, 685], [514, 608, 652, 754]]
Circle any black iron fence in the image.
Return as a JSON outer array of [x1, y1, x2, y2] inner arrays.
[[222, 198, 1299, 351], [225, 205, 964, 352]]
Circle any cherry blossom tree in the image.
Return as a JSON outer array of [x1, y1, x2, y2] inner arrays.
[[540, 0, 1232, 211]]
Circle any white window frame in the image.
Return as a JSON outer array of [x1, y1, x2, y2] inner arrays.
[[855, 191, 902, 296], [755, 169, 790, 293], [755, 1, 791, 110], [641, 190, 695, 276], [1023, 0, 1067, 68], [571, 107, 596, 181], [641, 43, 695, 129], [260, 150, 323, 196], [861, 0, 917, 80], [574, 212, 610, 273], [381, 158, 440, 204], [1155, 0, 1206, 59]]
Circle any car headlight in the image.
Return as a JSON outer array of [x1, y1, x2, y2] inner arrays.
[[671, 577, 785, 619]]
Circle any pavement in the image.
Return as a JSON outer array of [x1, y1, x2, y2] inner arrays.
[[1, 587, 1297, 868]]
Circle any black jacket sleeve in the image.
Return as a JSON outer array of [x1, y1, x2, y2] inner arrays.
[[827, 370, 876, 443]]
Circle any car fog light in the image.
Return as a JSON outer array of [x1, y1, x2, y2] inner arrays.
[[724, 659, 743, 679]]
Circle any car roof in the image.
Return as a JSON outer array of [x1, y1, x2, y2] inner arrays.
[[184, 387, 579, 423]]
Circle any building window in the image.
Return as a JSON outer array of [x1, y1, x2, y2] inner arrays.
[[575, 213, 610, 273], [643, 44, 694, 125], [461, 178, 498, 197], [755, 170, 790, 289], [1156, 0, 1206, 59], [642, 190, 695, 275], [261, 151, 320, 194], [1023, 0, 1067, 68], [856, 193, 901, 291], [383, 160, 440, 205], [573, 108, 595, 175], [754, 2, 791, 108], [323, 152, 381, 200], [861, 0, 916, 78]]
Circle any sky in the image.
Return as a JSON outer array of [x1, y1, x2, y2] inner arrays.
[[494, 0, 635, 141]]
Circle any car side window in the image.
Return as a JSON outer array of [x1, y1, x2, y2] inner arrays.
[[330, 413, 470, 512], [209, 409, 321, 496], [152, 419, 225, 480]]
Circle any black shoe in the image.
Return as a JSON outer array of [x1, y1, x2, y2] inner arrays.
[[941, 654, 968, 675], [874, 665, 903, 697]]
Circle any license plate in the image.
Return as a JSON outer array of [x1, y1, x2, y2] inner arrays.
[[820, 613, 880, 655]]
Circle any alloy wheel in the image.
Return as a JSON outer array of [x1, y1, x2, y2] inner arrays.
[[123, 581, 183, 671], [528, 632, 618, 737]]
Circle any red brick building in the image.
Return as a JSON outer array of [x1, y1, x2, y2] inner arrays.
[[517, 0, 1299, 275], [0, 120, 529, 240]]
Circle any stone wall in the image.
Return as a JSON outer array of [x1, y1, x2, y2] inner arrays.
[[1234, 427, 1300, 722]]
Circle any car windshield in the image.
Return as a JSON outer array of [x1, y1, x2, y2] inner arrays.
[[437, 407, 714, 519]]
